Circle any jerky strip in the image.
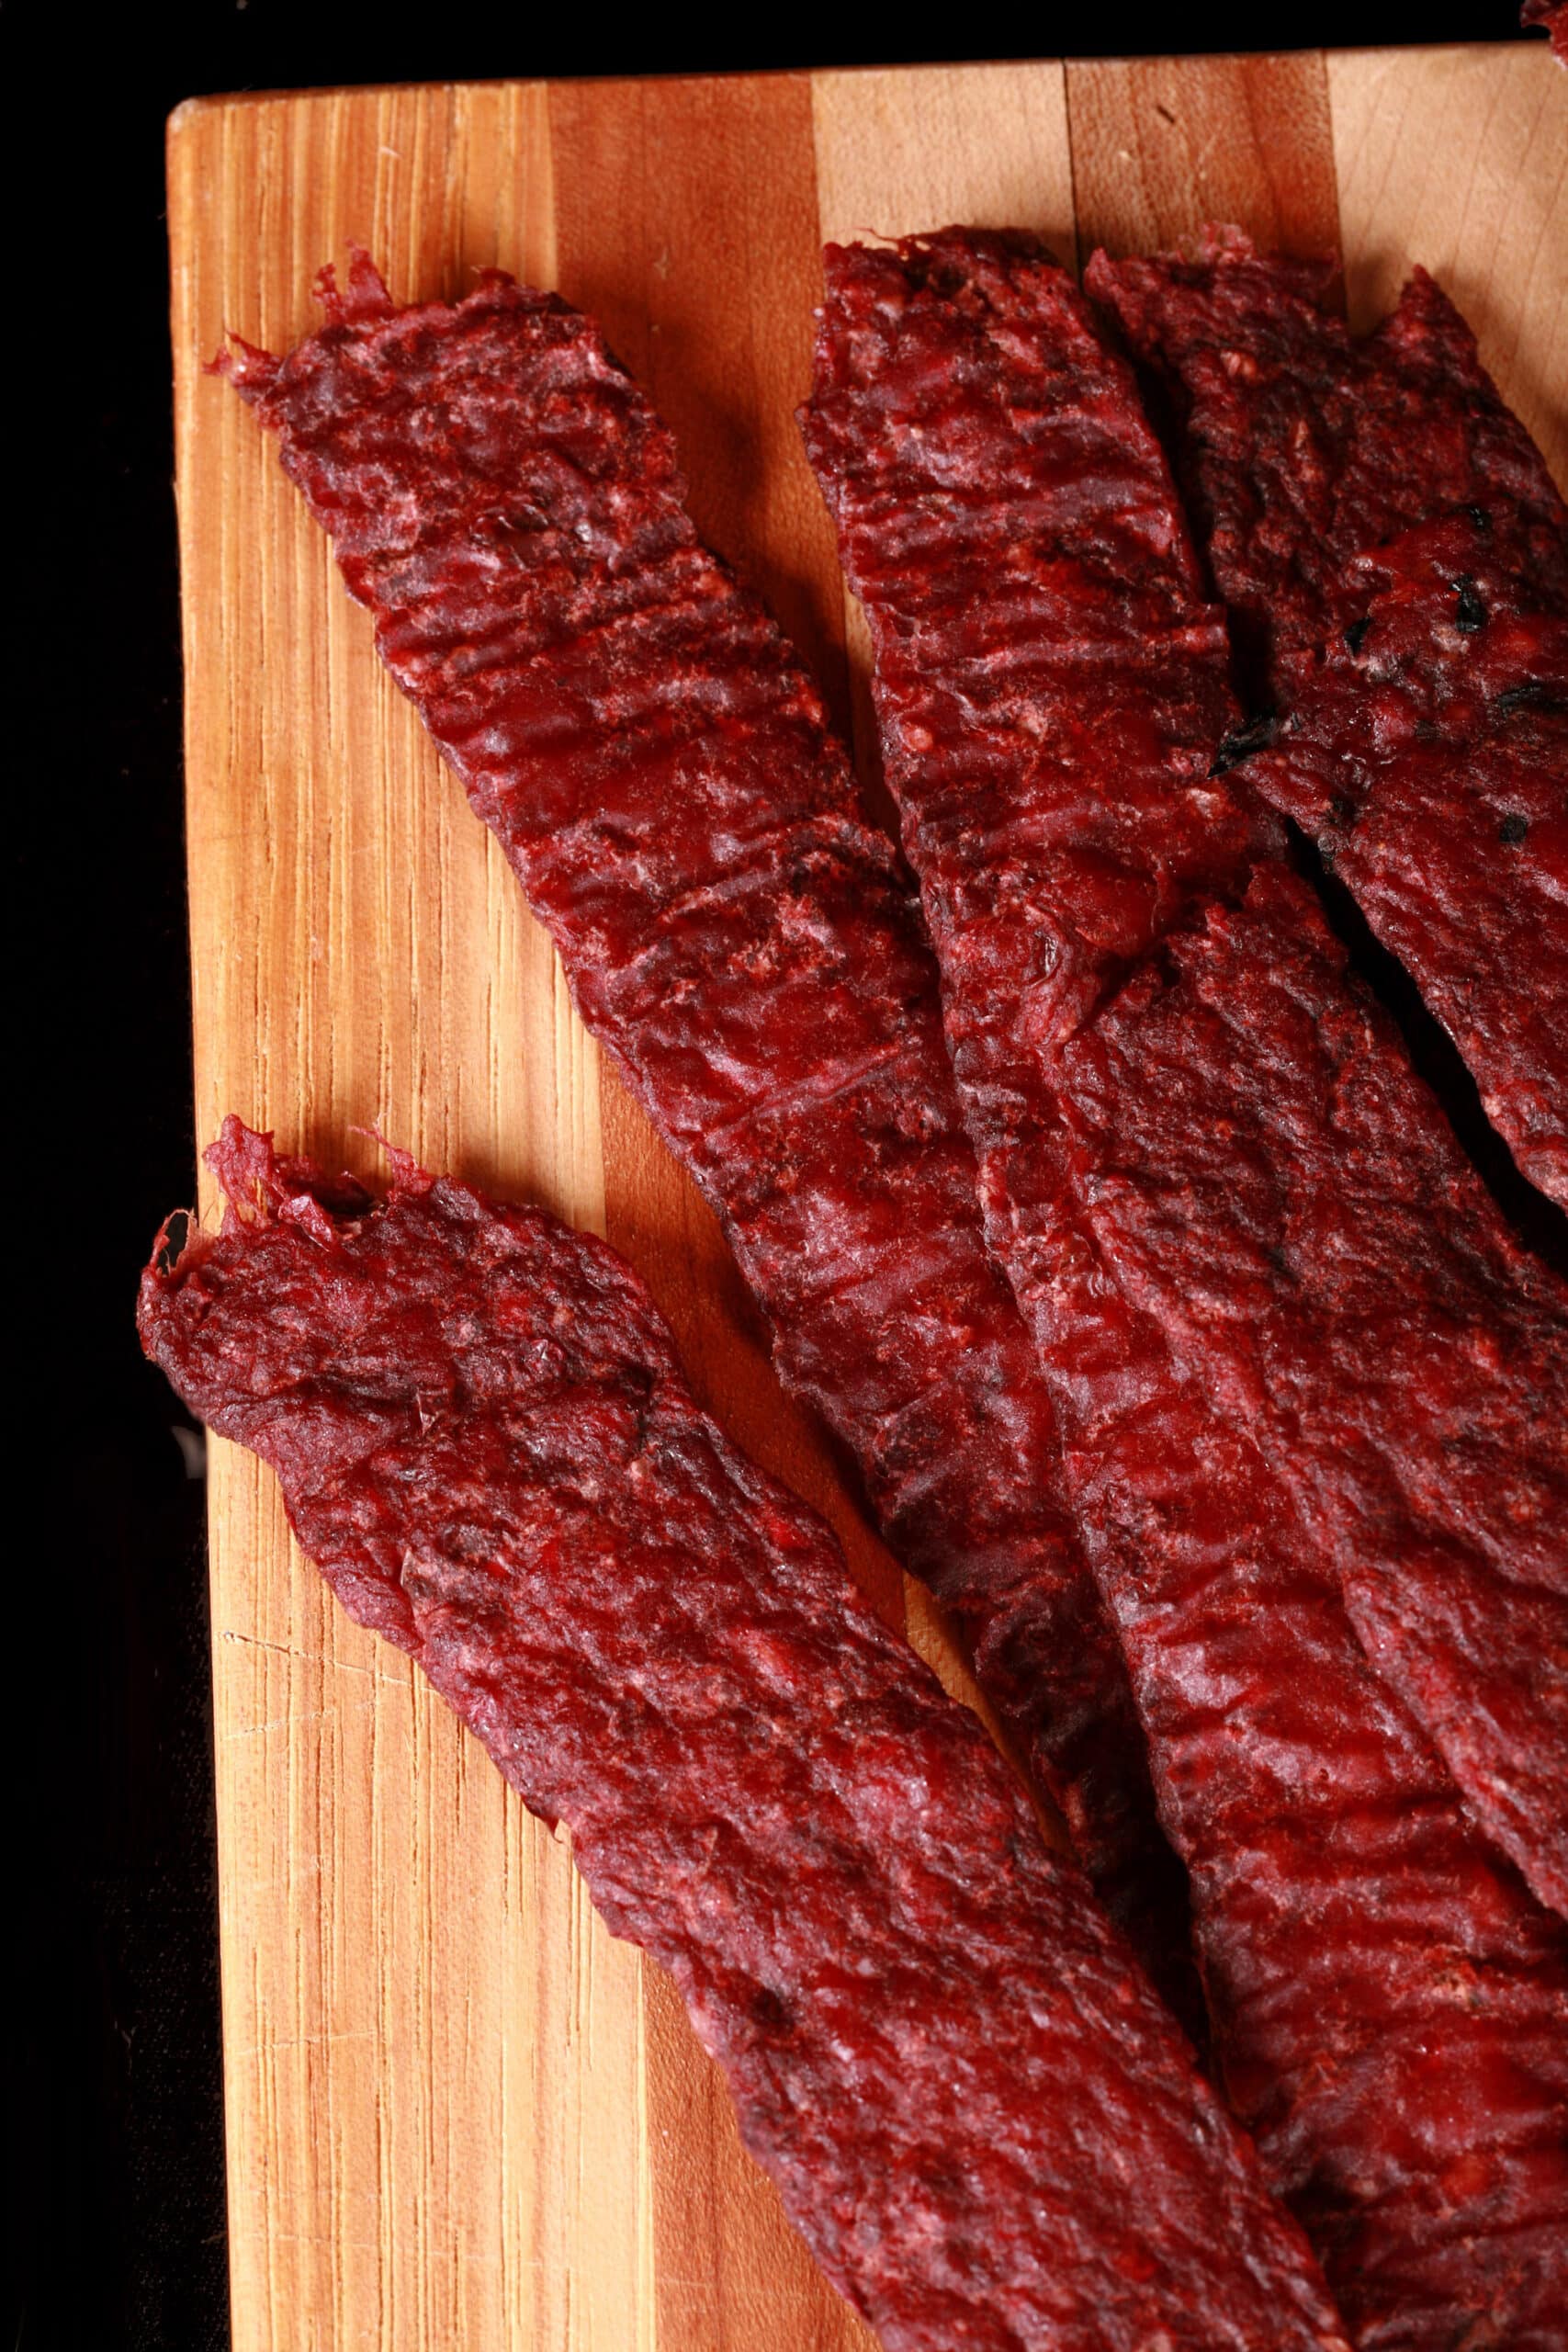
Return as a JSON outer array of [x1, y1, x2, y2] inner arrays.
[[808, 220, 1568, 1920], [138, 1121, 1350, 2352], [804, 227, 1568, 2350], [1090, 236, 1568, 1207], [214, 254, 1192, 2002]]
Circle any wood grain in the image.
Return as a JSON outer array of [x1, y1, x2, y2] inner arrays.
[[813, 62, 1076, 262], [166, 47, 1566, 2351], [1064, 51, 1341, 261], [171, 83, 649, 2352]]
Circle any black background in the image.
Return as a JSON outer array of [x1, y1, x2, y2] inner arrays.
[[7, 4, 1549, 2346]]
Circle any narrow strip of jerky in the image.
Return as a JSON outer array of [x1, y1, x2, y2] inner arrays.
[[1091, 235, 1568, 1208], [804, 226, 1568, 2350], [138, 1120, 1351, 2352], [211, 254, 1198, 2007]]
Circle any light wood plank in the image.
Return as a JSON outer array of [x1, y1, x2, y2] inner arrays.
[[1328, 41, 1568, 487], [812, 62, 1077, 263], [171, 83, 652, 2352]]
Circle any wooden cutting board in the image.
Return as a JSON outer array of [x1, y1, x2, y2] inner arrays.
[[167, 45, 1566, 2352]]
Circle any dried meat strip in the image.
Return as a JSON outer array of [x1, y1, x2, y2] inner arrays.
[[1091, 236, 1568, 1209], [809, 229, 1568, 1927], [138, 1120, 1351, 2352], [804, 227, 1568, 2350], [212, 254, 1196, 2004]]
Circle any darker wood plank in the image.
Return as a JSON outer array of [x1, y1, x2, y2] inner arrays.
[[550, 73, 846, 706], [1066, 52, 1342, 264]]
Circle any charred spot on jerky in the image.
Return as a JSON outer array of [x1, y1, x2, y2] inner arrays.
[[1495, 679, 1567, 719], [1210, 712, 1278, 775], [1453, 577, 1489, 633], [749, 1984, 796, 2034], [1466, 505, 1493, 534], [1499, 812, 1530, 845], [1314, 797, 1359, 864]]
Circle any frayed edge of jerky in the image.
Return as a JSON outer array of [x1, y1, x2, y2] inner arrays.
[[204, 244, 393, 392], [205, 331, 278, 396], [204, 1114, 375, 1248], [313, 244, 395, 326]]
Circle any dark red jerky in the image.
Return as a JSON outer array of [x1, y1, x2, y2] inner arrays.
[[1248, 514, 1568, 1205], [804, 229, 1568, 2348], [1523, 0, 1568, 64], [807, 225, 1568, 1921], [138, 1121, 1351, 2352], [1086, 235, 1567, 668], [1090, 238, 1568, 1207], [213, 254, 1196, 1999]]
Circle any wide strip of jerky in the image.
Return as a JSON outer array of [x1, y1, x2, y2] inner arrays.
[[804, 228, 1568, 2350], [1091, 235, 1568, 1208], [213, 254, 1195, 2007], [139, 1120, 1350, 2352]]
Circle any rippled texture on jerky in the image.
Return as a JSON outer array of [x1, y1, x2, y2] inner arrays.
[[1254, 516, 1568, 1206], [137, 1121, 1350, 2352], [807, 224, 1568, 1922], [1090, 237, 1568, 1206], [804, 227, 1568, 2350], [212, 254, 1191, 1991], [1087, 237, 1566, 665]]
